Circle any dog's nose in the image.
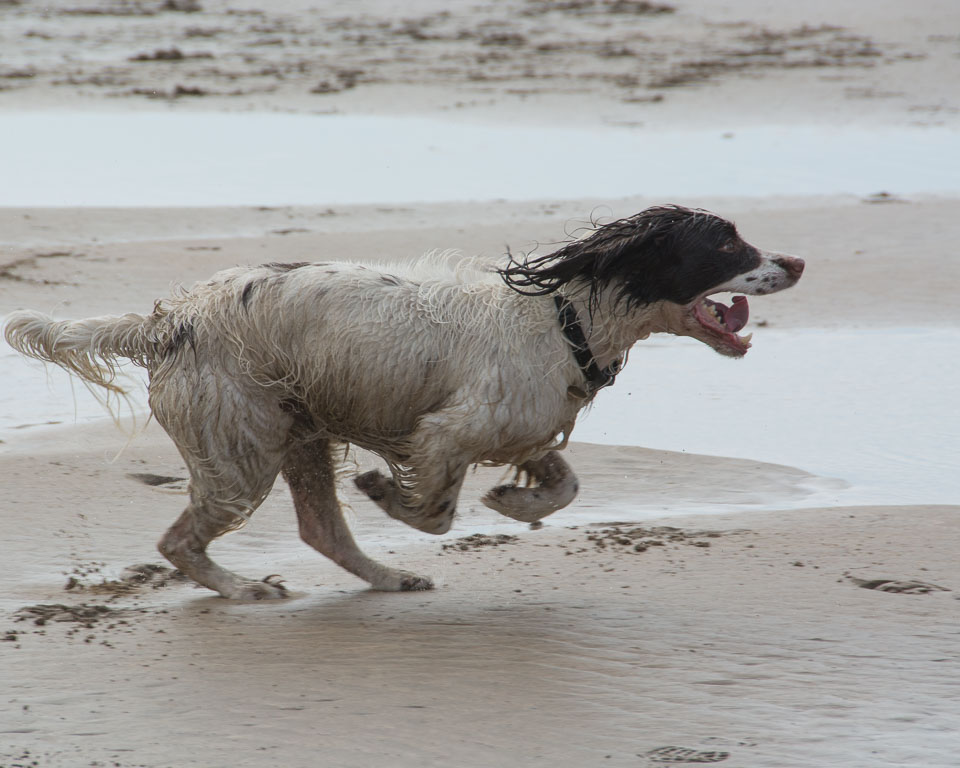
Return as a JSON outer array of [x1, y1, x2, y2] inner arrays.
[[773, 255, 805, 281]]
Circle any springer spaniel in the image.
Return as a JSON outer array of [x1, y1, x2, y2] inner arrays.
[[5, 206, 803, 599]]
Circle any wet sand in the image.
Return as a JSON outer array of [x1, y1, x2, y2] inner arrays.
[[2, 1, 960, 767], [3, 198, 959, 768], [2, 414, 959, 768]]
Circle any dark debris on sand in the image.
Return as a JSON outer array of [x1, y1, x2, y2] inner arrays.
[[585, 524, 722, 553], [3, 563, 190, 649], [441, 533, 519, 552], [65, 562, 190, 596]]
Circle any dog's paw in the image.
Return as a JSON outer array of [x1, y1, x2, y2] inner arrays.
[[482, 485, 561, 522], [371, 569, 435, 592], [354, 469, 393, 505], [481, 484, 516, 511], [230, 575, 289, 601], [400, 573, 434, 591]]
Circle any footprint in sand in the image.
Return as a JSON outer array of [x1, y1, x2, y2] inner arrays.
[[846, 575, 950, 594], [126, 472, 187, 490], [643, 746, 730, 763]]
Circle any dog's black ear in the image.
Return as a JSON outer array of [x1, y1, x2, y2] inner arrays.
[[613, 208, 748, 309], [498, 205, 731, 311]]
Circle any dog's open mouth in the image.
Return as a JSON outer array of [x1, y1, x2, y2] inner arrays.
[[692, 295, 753, 356]]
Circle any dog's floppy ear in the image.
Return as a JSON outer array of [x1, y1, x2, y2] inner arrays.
[[497, 205, 712, 312]]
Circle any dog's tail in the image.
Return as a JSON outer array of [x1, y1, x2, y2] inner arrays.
[[4, 310, 155, 395]]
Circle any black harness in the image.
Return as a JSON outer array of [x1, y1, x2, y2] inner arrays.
[[553, 295, 621, 398]]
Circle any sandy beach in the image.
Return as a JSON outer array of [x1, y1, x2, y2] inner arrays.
[[2, 1, 959, 767]]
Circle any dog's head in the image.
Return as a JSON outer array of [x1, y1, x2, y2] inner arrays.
[[499, 205, 804, 358]]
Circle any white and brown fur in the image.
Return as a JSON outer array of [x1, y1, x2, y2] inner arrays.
[[4, 206, 803, 600]]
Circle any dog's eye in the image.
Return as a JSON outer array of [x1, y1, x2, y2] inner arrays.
[[719, 240, 739, 253]]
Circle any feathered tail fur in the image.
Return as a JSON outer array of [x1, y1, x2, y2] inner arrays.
[[4, 310, 153, 394]]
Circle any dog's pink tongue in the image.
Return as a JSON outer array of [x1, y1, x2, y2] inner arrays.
[[726, 296, 749, 332]]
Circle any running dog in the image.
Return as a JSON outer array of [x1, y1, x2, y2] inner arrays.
[[4, 206, 804, 600]]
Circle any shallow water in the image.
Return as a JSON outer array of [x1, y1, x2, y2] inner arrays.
[[1, 112, 959, 206], [3, 326, 957, 512], [575, 327, 960, 509]]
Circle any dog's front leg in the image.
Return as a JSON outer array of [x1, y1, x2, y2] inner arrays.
[[354, 409, 472, 535], [355, 456, 469, 536], [481, 450, 579, 522]]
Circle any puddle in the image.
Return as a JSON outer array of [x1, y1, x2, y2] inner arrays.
[[0, 346, 148, 433], [575, 327, 960, 508], [1, 112, 958, 206], [3, 326, 957, 511]]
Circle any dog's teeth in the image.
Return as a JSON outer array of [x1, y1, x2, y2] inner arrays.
[[741, 333, 753, 344]]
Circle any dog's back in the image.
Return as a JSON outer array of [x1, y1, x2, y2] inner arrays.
[[141, 259, 568, 450]]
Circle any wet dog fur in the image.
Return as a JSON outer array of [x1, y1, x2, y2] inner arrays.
[[4, 206, 803, 600]]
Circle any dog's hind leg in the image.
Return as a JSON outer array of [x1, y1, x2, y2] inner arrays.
[[152, 378, 293, 600], [481, 451, 579, 522], [158, 490, 287, 601], [156, 435, 289, 600], [283, 439, 433, 591]]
